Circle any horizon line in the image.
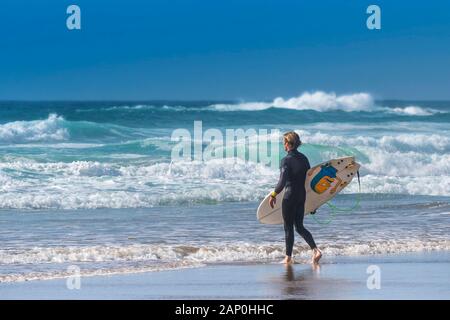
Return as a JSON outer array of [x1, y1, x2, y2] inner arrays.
[[0, 98, 449, 103]]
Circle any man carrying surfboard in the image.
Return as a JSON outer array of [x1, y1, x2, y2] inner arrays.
[[269, 132, 322, 265]]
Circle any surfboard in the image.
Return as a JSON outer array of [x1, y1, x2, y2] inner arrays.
[[257, 156, 361, 224]]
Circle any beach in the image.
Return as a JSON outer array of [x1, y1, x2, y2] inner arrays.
[[1, 251, 449, 299], [0, 99, 449, 299]]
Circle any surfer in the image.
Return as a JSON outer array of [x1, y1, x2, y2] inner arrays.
[[269, 132, 322, 265]]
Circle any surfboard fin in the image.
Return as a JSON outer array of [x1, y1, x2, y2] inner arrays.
[[357, 170, 361, 191]]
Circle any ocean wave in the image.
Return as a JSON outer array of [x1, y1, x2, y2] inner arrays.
[[361, 151, 450, 177], [1, 239, 448, 282], [207, 92, 445, 116], [347, 175, 450, 196], [209, 92, 374, 112], [1, 142, 104, 149], [221, 129, 450, 176], [0, 175, 448, 210], [386, 106, 437, 116], [0, 114, 69, 143], [0, 261, 202, 283], [382, 201, 450, 210], [1, 126, 450, 210], [2, 125, 448, 156], [0, 158, 277, 209], [231, 129, 450, 154], [75, 104, 194, 113], [0, 113, 163, 145], [309, 131, 450, 153], [1, 141, 450, 209], [70, 92, 442, 116]]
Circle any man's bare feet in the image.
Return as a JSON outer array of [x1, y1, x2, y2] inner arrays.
[[282, 256, 294, 265], [312, 248, 322, 264]]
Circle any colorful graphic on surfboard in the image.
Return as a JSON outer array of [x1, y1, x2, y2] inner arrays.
[[310, 162, 340, 195], [257, 156, 360, 224]]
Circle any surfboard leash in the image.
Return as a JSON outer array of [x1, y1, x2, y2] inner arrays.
[[311, 170, 361, 225]]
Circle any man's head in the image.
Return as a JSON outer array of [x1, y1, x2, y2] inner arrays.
[[283, 131, 301, 151]]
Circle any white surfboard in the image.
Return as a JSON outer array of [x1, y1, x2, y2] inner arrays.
[[257, 156, 361, 224]]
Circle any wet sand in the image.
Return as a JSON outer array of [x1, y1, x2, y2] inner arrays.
[[1, 251, 449, 299]]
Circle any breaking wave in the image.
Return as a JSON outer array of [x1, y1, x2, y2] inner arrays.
[[1, 239, 448, 282]]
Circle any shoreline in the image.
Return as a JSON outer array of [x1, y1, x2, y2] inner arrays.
[[1, 251, 449, 300]]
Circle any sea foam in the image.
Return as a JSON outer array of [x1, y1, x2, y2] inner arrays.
[[1, 239, 448, 282], [0, 114, 68, 143]]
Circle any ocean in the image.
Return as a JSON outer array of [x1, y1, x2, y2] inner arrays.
[[0, 92, 449, 282]]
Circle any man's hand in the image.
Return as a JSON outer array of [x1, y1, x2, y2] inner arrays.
[[269, 195, 276, 208]]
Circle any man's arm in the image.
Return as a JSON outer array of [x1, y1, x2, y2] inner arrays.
[[305, 156, 311, 171], [272, 159, 288, 197]]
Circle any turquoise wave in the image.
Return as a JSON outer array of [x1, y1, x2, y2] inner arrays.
[[0, 100, 449, 131]]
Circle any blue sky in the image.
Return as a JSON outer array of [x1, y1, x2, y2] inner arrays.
[[1, 0, 449, 100]]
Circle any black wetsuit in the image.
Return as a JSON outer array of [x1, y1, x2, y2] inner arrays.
[[274, 149, 317, 256]]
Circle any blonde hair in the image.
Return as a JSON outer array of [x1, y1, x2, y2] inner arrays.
[[283, 131, 301, 149]]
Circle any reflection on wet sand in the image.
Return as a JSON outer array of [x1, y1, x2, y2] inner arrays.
[[281, 264, 321, 298]]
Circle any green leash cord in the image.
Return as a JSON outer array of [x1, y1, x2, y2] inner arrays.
[[311, 170, 361, 225]]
